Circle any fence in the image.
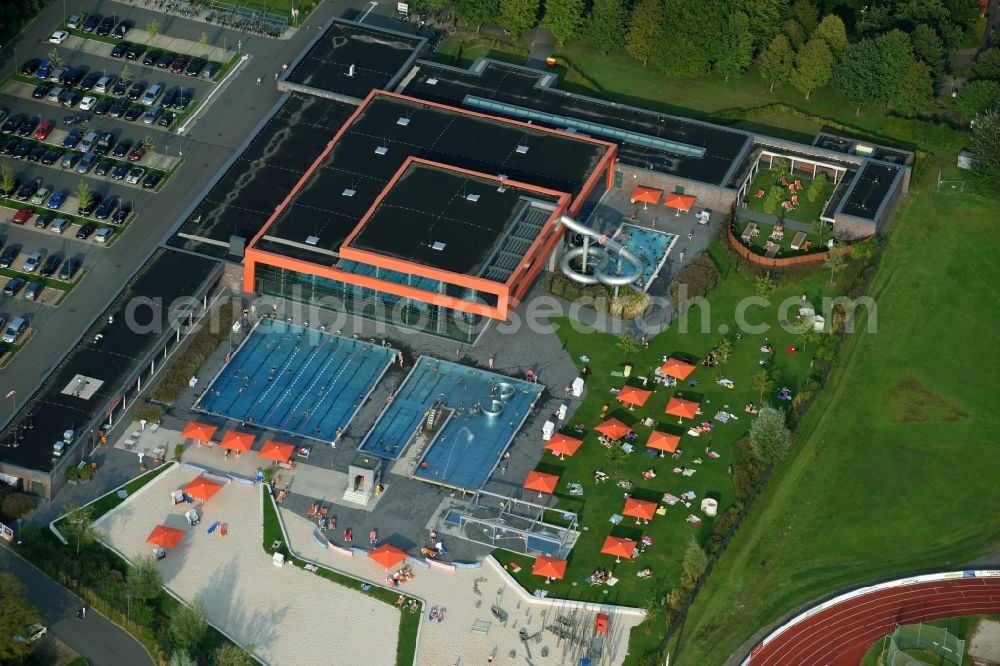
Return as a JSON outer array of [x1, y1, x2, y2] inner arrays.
[[886, 622, 965, 666]]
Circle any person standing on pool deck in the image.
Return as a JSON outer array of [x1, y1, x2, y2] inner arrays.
[[370, 529, 378, 547]]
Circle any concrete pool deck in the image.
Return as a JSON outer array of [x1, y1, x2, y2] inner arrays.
[[96, 465, 399, 666]]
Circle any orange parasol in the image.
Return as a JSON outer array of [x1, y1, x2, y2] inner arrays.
[[665, 397, 700, 419], [183, 476, 224, 502], [630, 185, 663, 207], [545, 433, 583, 458], [660, 358, 695, 380], [601, 536, 637, 562], [219, 430, 255, 452], [181, 421, 217, 443], [258, 440, 295, 463], [646, 430, 681, 454], [664, 192, 697, 215], [532, 556, 568, 582], [368, 544, 408, 569], [523, 470, 560, 496], [616, 385, 652, 408], [146, 524, 185, 549], [623, 498, 658, 523], [595, 418, 632, 441]]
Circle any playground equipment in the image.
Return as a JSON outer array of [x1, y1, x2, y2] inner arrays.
[[558, 215, 643, 295]]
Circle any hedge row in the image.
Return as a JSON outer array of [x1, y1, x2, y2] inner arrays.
[[149, 303, 236, 405]]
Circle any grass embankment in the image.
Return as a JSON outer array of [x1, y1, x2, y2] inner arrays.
[[668, 166, 1000, 664], [261, 486, 420, 666]]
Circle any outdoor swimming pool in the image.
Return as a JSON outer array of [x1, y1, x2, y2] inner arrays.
[[197, 320, 395, 443], [614, 223, 677, 291], [359, 357, 544, 490]]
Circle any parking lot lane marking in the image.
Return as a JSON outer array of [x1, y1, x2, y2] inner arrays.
[[359, 2, 379, 22], [176, 55, 251, 136]]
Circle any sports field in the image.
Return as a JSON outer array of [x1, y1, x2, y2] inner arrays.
[[667, 172, 1000, 665]]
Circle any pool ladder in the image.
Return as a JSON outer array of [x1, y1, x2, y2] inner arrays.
[[424, 401, 442, 431]]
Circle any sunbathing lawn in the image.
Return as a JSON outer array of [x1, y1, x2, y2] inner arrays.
[[667, 164, 1000, 665], [735, 219, 821, 256], [743, 169, 834, 224]]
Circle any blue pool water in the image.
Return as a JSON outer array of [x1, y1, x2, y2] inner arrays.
[[614, 223, 677, 291], [359, 356, 544, 490], [197, 320, 395, 442]]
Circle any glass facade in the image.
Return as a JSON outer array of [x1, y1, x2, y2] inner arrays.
[[255, 263, 485, 343]]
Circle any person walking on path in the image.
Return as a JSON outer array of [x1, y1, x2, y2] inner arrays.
[[256, 76, 262, 86]]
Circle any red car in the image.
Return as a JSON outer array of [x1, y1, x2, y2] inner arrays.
[[12, 208, 34, 224], [127, 144, 146, 162], [33, 120, 54, 141]]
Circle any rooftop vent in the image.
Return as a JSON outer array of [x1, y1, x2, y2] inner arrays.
[[465, 193, 480, 202], [515, 144, 529, 154], [342, 188, 356, 197], [397, 116, 410, 126], [431, 241, 446, 251], [427, 78, 438, 85], [375, 145, 388, 156], [305, 235, 320, 246]]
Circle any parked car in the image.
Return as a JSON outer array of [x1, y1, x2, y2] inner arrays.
[[110, 80, 129, 97], [41, 149, 62, 165], [112, 139, 132, 158], [60, 152, 81, 169], [48, 67, 68, 84], [50, 218, 71, 234], [60, 92, 82, 108], [79, 96, 98, 111], [201, 63, 219, 79], [49, 30, 70, 44], [113, 20, 132, 39], [22, 251, 43, 272], [127, 144, 146, 161], [111, 163, 129, 180], [29, 186, 51, 206], [31, 83, 50, 99], [79, 130, 99, 152], [12, 142, 31, 160], [78, 194, 101, 217], [140, 83, 163, 106], [66, 13, 83, 29], [185, 57, 207, 77], [0, 138, 16, 156], [162, 87, 179, 109], [35, 59, 52, 80], [110, 42, 128, 59], [142, 172, 163, 189], [21, 59, 42, 76], [27, 146, 46, 163], [76, 222, 97, 238], [126, 83, 145, 101], [80, 72, 101, 91], [92, 100, 112, 116], [16, 117, 39, 137], [95, 198, 118, 220], [24, 282, 43, 300], [81, 14, 101, 32], [47, 86, 64, 103], [12, 209, 33, 225], [111, 201, 132, 223], [169, 57, 187, 74], [63, 111, 88, 125], [94, 132, 115, 156], [123, 105, 143, 122], [47, 190, 69, 210], [142, 51, 159, 67], [3, 278, 26, 297], [33, 120, 54, 140], [94, 75, 115, 94], [76, 152, 98, 173], [34, 213, 53, 229], [95, 227, 113, 243], [96, 16, 116, 36], [15, 178, 40, 201], [108, 98, 129, 117], [0, 247, 18, 268], [157, 111, 175, 127], [125, 167, 145, 184], [156, 53, 174, 69], [63, 69, 83, 88], [1, 114, 25, 134], [126, 44, 145, 61], [141, 107, 159, 124], [95, 159, 113, 176], [40, 255, 61, 277], [59, 258, 80, 281]]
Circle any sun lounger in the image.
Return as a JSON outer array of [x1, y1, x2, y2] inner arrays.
[[790, 231, 807, 250], [741, 223, 757, 242], [765, 242, 780, 258]]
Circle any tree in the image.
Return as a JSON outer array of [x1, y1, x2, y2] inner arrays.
[[783, 18, 805, 49], [791, 37, 833, 99], [198, 32, 208, 49], [956, 80, 1000, 120], [714, 338, 732, 377], [892, 61, 934, 118], [814, 14, 848, 60], [142, 135, 156, 153], [763, 186, 786, 214], [543, 0, 584, 45], [48, 48, 63, 70], [733, 0, 789, 51], [974, 48, 1000, 80], [811, 218, 830, 245], [624, 0, 665, 66], [582, 0, 627, 55], [213, 644, 255, 666], [146, 19, 160, 39], [455, 0, 500, 30], [798, 327, 821, 350], [715, 11, 753, 81], [499, 0, 539, 37], [616, 333, 640, 362], [169, 599, 207, 651], [753, 271, 777, 305], [772, 157, 789, 179], [875, 29, 914, 104], [656, 0, 726, 77], [681, 536, 708, 580], [911, 24, 945, 77], [969, 106, 1000, 194], [752, 369, 773, 402], [749, 406, 792, 465], [824, 243, 847, 286], [76, 182, 92, 212], [0, 572, 42, 661], [1, 492, 34, 520], [120, 65, 133, 88], [63, 501, 94, 555], [759, 34, 795, 92], [806, 172, 828, 202], [127, 554, 162, 602], [0, 163, 15, 198], [832, 39, 883, 115], [788, 0, 818, 37]]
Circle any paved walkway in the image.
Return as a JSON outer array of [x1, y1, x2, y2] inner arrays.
[[280, 506, 645, 665], [67, 31, 235, 64], [98, 464, 399, 666], [0, 546, 154, 666]]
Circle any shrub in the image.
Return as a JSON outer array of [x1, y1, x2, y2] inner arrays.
[[1, 492, 34, 520], [66, 466, 80, 481], [78, 465, 92, 480], [134, 404, 164, 424], [174, 444, 185, 462], [151, 304, 237, 405], [763, 186, 787, 214], [806, 172, 828, 202]]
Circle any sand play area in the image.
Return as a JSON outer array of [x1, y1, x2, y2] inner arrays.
[[96, 465, 399, 666]]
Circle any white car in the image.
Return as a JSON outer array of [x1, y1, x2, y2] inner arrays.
[[79, 96, 98, 111], [95, 227, 113, 243], [66, 14, 83, 29], [125, 167, 145, 184], [49, 30, 70, 44], [14, 624, 47, 643]]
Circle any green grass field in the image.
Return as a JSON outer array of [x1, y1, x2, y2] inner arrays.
[[666, 167, 1000, 664], [744, 169, 833, 224]]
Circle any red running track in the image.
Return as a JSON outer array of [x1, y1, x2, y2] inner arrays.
[[747, 577, 1000, 665]]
